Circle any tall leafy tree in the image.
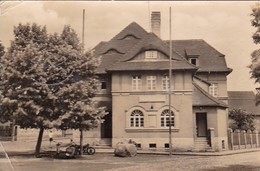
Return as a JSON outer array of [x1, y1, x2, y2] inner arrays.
[[0, 23, 106, 156], [250, 3, 260, 105], [1, 23, 57, 150]]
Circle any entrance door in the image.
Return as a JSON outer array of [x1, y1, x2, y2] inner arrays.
[[101, 112, 112, 138], [196, 113, 207, 137]]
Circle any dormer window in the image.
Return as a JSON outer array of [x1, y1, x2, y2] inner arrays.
[[189, 58, 198, 66], [185, 48, 199, 66], [145, 51, 158, 59]]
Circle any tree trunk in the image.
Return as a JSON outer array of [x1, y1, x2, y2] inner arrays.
[[35, 127, 44, 157], [80, 129, 83, 156], [11, 119, 16, 142]]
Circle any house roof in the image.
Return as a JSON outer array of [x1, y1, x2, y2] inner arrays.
[[94, 22, 231, 74], [93, 22, 148, 74], [94, 22, 197, 73], [167, 39, 232, 73], [228, 91, 260, 115], [193, 75, 211, 85], [193, 82, 228, 108]]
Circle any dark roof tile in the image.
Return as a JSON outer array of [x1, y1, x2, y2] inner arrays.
[[193, 82, 228, 108], [166, 39, 232, 73]]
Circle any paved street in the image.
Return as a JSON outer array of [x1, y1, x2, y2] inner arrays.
[[2, 151, 260, 171], [1, 141, 260, 171]]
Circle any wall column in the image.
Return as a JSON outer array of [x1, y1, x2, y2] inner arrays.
[[209, 128, 215, 151], [228, 128, 234, 150]]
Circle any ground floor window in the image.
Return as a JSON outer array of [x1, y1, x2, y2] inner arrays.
[[161, 109, 174, 127], [130, 110, 144, 127]]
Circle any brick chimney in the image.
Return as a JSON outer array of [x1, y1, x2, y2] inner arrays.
[[151, 11, 161, 38]]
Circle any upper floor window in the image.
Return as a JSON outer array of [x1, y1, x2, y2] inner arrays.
[[132, 75, 142, 91], [161, 109, 174, 127], [101, 81, 107, 90], [145, 51, 158, 59], [162, 75, 169, 91], [147, 76, 156, 90], [189, 58, 198, 66], [209, 83, 218, 97], [130, 110, 144, 127]]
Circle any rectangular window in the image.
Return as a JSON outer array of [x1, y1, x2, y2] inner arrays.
[[164, 143, 169, 148], [209, 83, 218, 97], [189, 58, 198, 66], [145, 51, 158, 59], [147, 76, 156, 90], [132, 76, 141, 91], [162, 75, 169, 90], [136, 144, 142, 149], [149, 143, 157, 148], [101, 81, 107, 90]]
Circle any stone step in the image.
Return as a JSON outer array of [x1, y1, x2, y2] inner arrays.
[[94, 145, 113, 149], [99, 138, 112, 145], [193, 138, 211, 151]]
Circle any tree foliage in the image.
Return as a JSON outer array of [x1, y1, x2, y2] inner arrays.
[[0, 23, 106, 154], [229, 108, 255, 131], [251, 3, 260, 44], [250, 3, 260, 105], [0, 42, 4, 58]]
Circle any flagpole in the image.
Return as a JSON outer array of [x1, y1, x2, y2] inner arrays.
[[168, 6, 173, 156], [82, 9, 85, 49]]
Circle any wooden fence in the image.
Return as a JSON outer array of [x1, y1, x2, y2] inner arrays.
[[228, 129, 259, 150]]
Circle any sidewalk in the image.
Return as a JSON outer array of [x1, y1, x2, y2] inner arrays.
[[1, 140, 260, 157]]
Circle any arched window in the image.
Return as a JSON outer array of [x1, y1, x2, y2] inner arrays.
[[130, 110, 144, 127], [161, 109, 174, 127]]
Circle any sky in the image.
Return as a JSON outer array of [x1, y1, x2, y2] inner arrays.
[[0, 1, 259, 91]]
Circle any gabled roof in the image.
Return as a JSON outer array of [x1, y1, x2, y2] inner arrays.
[[94, 22, 197, 73], [93, 22, 148, 74], [121, 32, 180, 62], [107, 32, 197, 72], [228, 91, 260, 115], [193, 82, 228, 108], [166, 39, 232, 73]]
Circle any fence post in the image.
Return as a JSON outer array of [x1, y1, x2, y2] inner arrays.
[[254, 130, 259, 148], [248, 130, 253, 148], [235, 130, 241, 149], [242, 130, 247, 149]]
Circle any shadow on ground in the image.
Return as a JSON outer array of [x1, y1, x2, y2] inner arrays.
[[205, 165, 260, 171]]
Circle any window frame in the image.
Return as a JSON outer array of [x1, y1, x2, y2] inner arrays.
[[147, 75, 156, 90], [101, 81, 107, 90], [145, 50, 158, 59], [130, 110, 144, 128], [162, 75, 169, 91], [132, 75, 142, 91], [209, 83, 218, 97], [189, 58, 198, 66], [161, 109, 174, 127]]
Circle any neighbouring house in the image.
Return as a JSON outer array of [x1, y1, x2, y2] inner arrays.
[[91, 11, 232, 152], [228, 91, 260, 131]]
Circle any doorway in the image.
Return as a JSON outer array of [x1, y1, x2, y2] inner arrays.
[[196, 113, 207, 137], [101, 112, 112, 138]]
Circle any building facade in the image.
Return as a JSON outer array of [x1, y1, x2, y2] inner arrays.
[[92, 12, 232, 152]]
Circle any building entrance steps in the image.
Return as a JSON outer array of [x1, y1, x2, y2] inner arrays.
[[193, 137, 211, 152]]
